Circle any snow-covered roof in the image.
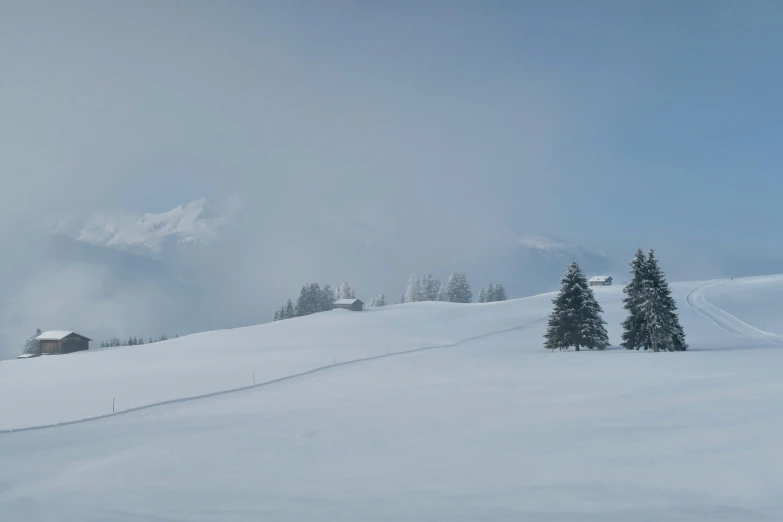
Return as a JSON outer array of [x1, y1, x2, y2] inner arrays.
[[36, 331, 92, 341], [588, 276, 612, 283], [334, 299, 362, 305]]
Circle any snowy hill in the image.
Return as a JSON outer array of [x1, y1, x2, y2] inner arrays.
[[2, 276, 783, 521]]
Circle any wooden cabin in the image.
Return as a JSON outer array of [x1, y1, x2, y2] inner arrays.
[[588, 276, 613, 287], [334, 298, 364, 312], [36, 331, 92, 355]]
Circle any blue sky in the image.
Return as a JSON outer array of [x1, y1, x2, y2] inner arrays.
[[2, 1, 783, 353]]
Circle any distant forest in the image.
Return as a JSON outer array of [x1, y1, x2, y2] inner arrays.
[[273, 273, 507, 321]]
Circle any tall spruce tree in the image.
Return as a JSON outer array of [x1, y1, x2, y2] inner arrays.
[[320, 284, 335, 311], [284, 299, 295, 319], [621, 248, 649, 350], [445, 272, 472, 303], [370, 293, 387, 307], [642, 250, 687, 352], [420, 274, 441, 301], [544, 261, 609, 351], [404, 275, 423, 303], [494, 284, 507, 301], [621, 249, 687, 352], [23, 329, 42, 355], [477, 286, 487, 303], [337, 282, 356, 300]]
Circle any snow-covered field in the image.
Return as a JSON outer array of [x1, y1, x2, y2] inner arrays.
[[2, 276, 783, 521]]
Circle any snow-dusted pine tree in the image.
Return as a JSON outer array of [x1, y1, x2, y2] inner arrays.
[[295, 285, 311, 317], [284, 299, 295, 319], [337, 282, 356, 300], [445, 272, 472, 303], [544, 261, 609, 351], [642, 250, 687, 352], [477, 286, 487, 303], [621, 248, 649, 350], [370, 293, 387, 307], [420, 274, 441, 301], [494, 284, 507, 301], [320, 284, 335, 312], [23, 329, 42, 355], [404, 275, 423, 303]]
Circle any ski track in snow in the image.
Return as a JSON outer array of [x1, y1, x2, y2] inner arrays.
[[0, 316, 548, 435], [686, 280, 783, 345], [6, 285, 772, 435]]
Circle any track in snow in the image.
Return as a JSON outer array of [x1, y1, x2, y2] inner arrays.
[[0, 316, 547, 435], [686, 280, 783, 345]]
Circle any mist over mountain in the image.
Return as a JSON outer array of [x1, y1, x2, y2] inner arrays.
[[0, 191, 624, 360]]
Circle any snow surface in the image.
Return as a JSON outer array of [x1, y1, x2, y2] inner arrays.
[[2, 277, 783, 521]]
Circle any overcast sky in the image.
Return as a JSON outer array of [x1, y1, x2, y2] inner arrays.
[[2, 1, 783, 357]]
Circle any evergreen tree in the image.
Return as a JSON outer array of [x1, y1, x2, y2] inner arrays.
[[544, 261, 609, 351], [445, 272, 472, 303], [320, 284, 335, 312], [295, 285, 311, 317], [23, 329, 42, 355], [373, 293, 387, 307], [477, 286, 487, 303], [642, 250, 687, 352], [273, 309, 280, 321], [494, 284, 507, 301], [284, 299, 295, 319], [621, 248, 649, 350], [420, 274, 441, 301], [621, 249, 687, 352], [404, 275, 423, 303], [337, 282, 356, 300]]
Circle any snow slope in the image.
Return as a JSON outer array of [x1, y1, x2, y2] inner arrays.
[[2, 277, 783, 521], [699, 275, 783, 335]]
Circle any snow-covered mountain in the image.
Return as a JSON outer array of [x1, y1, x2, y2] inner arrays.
[[71, 194, 243, 256]]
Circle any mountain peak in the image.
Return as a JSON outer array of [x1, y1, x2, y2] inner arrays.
[[73, 195, 242, 255]]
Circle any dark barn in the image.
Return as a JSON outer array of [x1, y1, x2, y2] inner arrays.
[[334, 298, 364, 312], [36, 331, 92, 355]]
